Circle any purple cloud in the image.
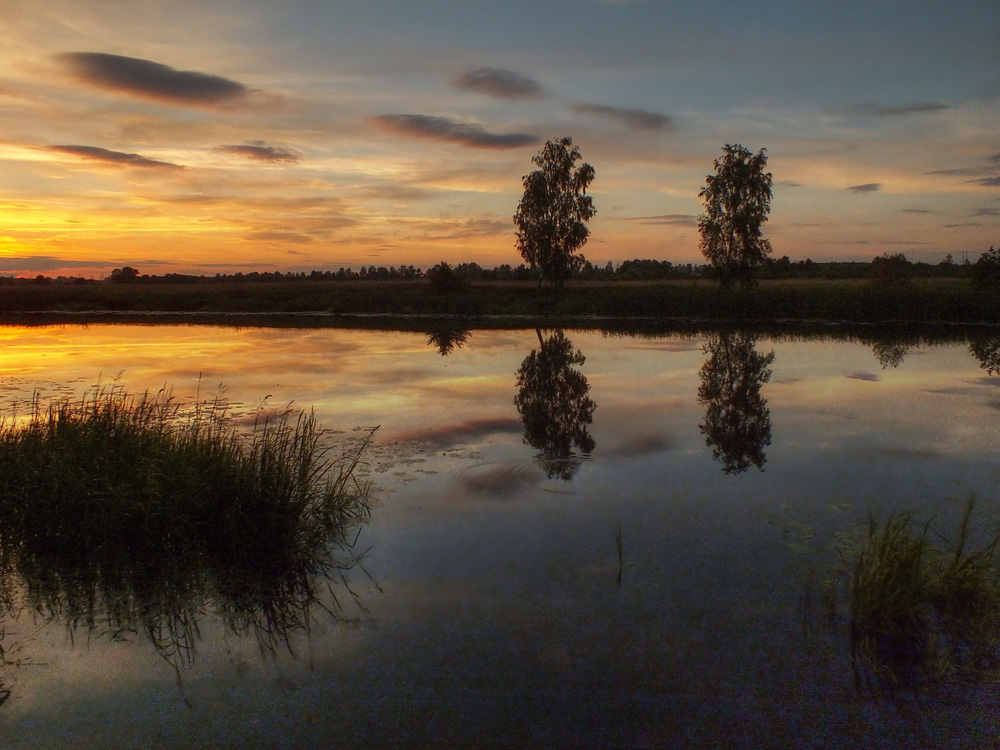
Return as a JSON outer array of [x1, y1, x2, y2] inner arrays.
[[60, 52, 248, 107], [214, 142, 299, 163], [49, 144, 182, 169], [372, 114, 539, 150], [452, 68, 543, 100], [573, 103, 674, 131]]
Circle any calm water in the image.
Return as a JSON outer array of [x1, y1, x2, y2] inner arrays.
[[2, 324, 1000, 748]]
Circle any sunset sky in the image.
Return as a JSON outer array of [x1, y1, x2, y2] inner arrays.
[[0, 0, 997, 277]]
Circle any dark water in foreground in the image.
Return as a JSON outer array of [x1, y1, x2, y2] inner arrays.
[[2, 324, 1000, 748]]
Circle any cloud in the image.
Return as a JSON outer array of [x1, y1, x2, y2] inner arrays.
[[852, 102, 949, 116], [0, 256, 112, 272], [975, 207, 1000, 216], [926, 167, 982, 176], [846, 183, 880, 193], [902, 208, 933, 214], [214, 142, 299, 163], [48, 144, 183, 169], [847, 371, 879, 382], [573, 103, 674, 131], [452, 68, 544, 100], [972, 176, 1000, 187], [989, 152, 1000, 164], [426, 218, 511, 240], [372, 114, 539, 149], [622, 214, 698, 226], [244, 231, 314, 244], [59, 52, 249, 108]]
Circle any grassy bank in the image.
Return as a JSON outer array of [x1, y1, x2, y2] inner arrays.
[[1, 278, 998, 323], [0, 387, 372, 669]]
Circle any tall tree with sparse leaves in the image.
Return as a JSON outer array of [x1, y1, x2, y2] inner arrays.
[[698, 144, 773, 287], [514, 137, 596, 287]]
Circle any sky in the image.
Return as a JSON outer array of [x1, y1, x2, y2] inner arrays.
[[0, 0, 997, 278]]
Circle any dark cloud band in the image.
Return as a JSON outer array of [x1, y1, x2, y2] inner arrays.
[[853, 102, 949, 117], [60, 52, 248, 106], [453, 68, 543, 100], [372, 114, 539, 149], [49, 144, 182, 169], [214, 143, 299, 163], [573, 103, 674, 131], [622, 214, 697, 226], [846, 183, 880, 193]]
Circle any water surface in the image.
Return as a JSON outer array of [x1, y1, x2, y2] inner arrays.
[[2, 324, 1000, 748]]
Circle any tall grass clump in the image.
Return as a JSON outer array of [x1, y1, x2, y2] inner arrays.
[[0, 386, 373, 667], [834, 498, 1000, 695]]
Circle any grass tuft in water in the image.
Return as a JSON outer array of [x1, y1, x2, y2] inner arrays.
[[0, 385, 373, 668], [836, 497, 1000, 695]]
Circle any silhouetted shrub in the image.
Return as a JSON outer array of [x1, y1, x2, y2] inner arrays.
[[871, 253, 912, 286], [973, 246, 1000, 288], [426, 261, 466, 294]]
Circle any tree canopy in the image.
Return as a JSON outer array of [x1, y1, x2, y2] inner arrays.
[[698, 144, 773, 287], [513, 137, 596, 287]]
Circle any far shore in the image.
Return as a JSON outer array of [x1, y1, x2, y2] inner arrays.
[[0, 278, 998, 326]]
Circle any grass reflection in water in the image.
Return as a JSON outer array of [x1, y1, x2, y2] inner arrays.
[[0, 386, 373, 696], [817, 498, 1000, 699]]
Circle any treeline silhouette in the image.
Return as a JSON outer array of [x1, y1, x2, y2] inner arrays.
[[3, 253, 986, 286]]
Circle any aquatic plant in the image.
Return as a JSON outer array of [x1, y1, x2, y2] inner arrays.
[[832, 498, 1000, 695], [0, 386, 373, 671]]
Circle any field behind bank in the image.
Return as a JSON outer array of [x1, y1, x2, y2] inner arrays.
[[0, 278, 998, 324]]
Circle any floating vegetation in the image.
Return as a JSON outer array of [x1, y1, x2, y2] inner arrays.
[[0, 386, 374, 681], [821, 498, 1000, 697]]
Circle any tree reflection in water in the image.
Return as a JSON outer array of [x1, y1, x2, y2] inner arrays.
[[970, 336, 1000, 376], [427, 329, 471, 357], [697, 331, 775, 474], [514, 329, 596, 480], [871, 340, 910, 369]]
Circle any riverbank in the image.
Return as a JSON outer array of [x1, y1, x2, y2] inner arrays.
[[1, 278, 998, 324]]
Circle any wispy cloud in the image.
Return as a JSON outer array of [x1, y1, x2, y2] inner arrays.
[[372, 114, 539, 149], [0, 256, 113, 273], [48, 144, 183, 169], [214, 142, 299, 163], [972, 176, 1000, 187], [902, 208, 933, 214], [852, 102, 949, 117], [988, 152, 1000, 164], [974, 207, 1000, 216], [573, 102, 674, 131], [846, 183, 880, 193], [59, 52, 250, 108], [425, 218, 510, 240], [926, 167, 983, 176], [244, 231, 314, 243], [452, 68, 544, 100], [622, 214, 697, 226]]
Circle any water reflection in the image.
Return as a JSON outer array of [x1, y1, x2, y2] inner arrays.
[[514, 329, 596, 480], [870, 340, 910, 369], [970, 336, 1000, 376], [696, 331, 775, 474], [427, 328, 471, 356], [0, 461, 372, 685]]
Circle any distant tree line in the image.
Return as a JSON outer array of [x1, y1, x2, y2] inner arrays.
[[0, 250, 995, 288]]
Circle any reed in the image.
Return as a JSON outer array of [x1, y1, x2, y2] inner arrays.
[[839, 498, 1000, 694], [0, 386, 373, 667]]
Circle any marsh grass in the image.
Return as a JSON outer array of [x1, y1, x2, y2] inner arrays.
[[827, 498, 1000, 696], [0, 386, 373, 672]]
